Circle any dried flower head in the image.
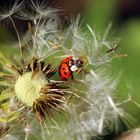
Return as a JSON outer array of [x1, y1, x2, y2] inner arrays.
[[0, 55, 72, 139]]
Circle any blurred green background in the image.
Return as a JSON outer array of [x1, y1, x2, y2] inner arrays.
[[0, 0, 140, 134], [85, 0, 140, 127]]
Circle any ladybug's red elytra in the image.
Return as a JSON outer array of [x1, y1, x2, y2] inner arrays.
[[58, 56, 83, 81]]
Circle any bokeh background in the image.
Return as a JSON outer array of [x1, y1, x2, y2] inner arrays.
[[0, 0, 140, 139]]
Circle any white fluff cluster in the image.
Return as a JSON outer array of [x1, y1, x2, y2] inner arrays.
[[52, 24, 124, 139]]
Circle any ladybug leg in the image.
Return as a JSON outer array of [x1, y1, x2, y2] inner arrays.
[[71, 73, 74, 80], [71, 72, 79, 82], [76, 68, 89, 74], [71, 73, 82, 83], [71, 73, 78, 82], [76, 68, 83, 73]]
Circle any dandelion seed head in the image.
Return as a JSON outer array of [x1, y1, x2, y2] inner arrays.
[[30, 0, 58, 18], [33, 17, 61, 57], [62, 16, 88, 57], [0, 0, 23, 20], [61, 69, 124, 139], [16, 0, 58, 21]]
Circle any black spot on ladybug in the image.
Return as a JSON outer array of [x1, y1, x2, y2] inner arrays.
[[62, 67, 65, 70], [64, 72, 67, 75], [65, 62, 68, 65]]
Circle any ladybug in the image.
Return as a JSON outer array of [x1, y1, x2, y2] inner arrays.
[[58, 56, 83, 81]]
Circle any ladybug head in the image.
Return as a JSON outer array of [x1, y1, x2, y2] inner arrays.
[[69, 58, 83, 72], [75, 59, 83, 68]]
